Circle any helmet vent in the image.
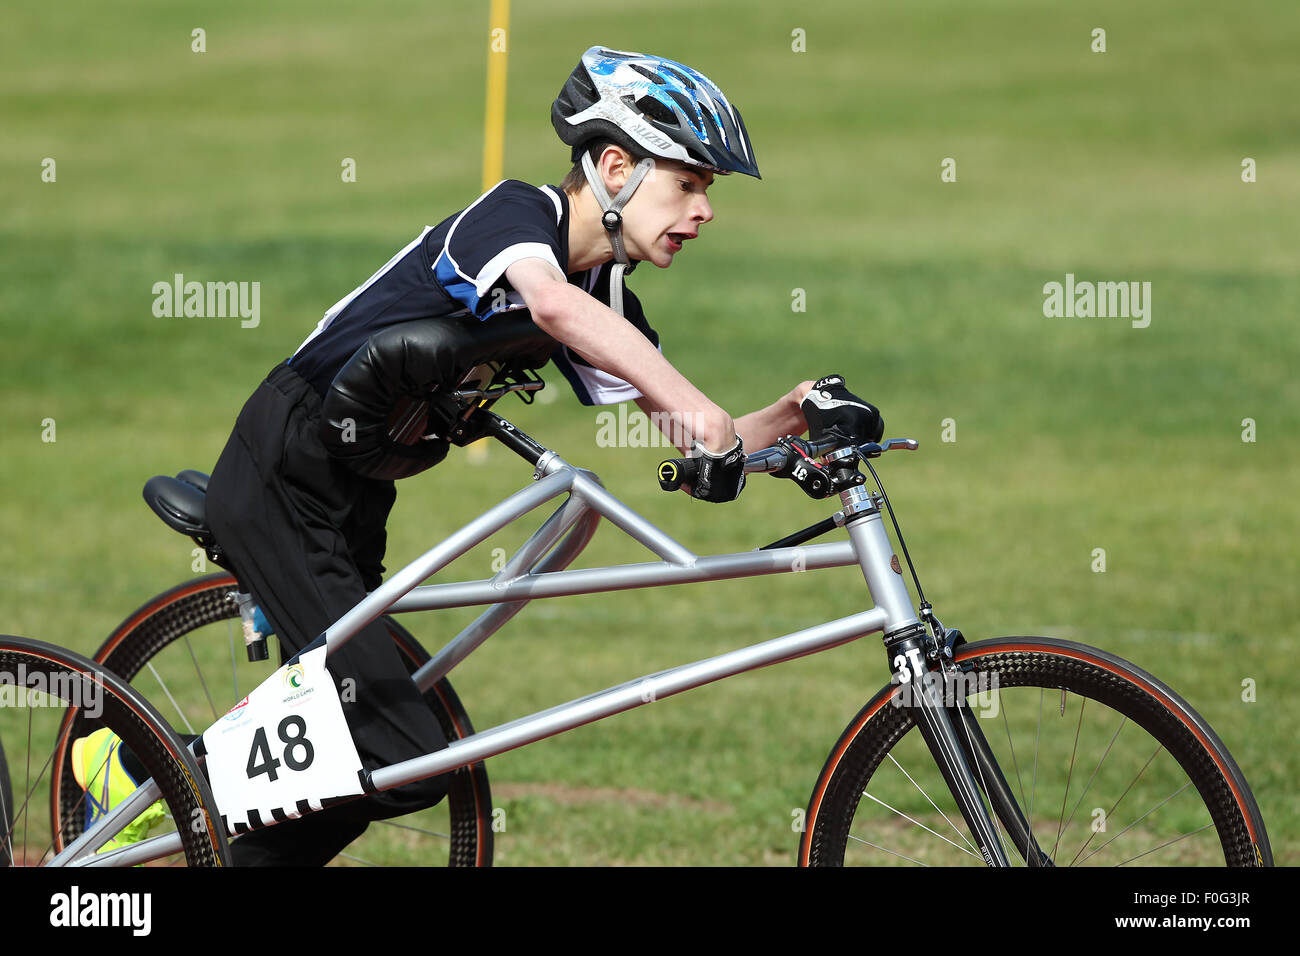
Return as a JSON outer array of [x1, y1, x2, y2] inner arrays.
[[658, 64, 696, 90], [665, 89, 696, 118], [633, 94, 676, 126], [628, 63, 666, 84]]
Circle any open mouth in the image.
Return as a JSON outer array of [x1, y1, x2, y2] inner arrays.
[[667, 233, 694, 251]]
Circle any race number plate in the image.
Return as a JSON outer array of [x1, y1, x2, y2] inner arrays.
[[201, 644, 364, 834]]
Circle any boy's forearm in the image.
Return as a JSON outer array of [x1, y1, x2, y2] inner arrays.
[[733, 381, 815, 450], [531, 284, 735, 448]]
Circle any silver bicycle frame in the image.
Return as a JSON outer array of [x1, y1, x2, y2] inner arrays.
[[336, 450, 920, 792], [68, 447, 925, 866]]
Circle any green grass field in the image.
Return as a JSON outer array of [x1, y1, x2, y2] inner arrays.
[[2, 0, 1296, 866]]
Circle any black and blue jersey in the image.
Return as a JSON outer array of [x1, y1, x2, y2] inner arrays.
[[289, 180, 660, 406]]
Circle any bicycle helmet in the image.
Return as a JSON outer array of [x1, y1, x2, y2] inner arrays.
[[551, 47, 759, 315], [552, 46, 760, 179]]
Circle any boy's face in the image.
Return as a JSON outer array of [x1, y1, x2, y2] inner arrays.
[[614, 157, 716, 268]]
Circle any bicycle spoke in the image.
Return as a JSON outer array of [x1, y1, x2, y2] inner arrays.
[[1114, 822, 1216, 866], [1000, 691, 1028, 809], [55, 740, 126, 862], [847, 833, 929, 866], [227, 621, 239, 704], [11, 714, 103, 866], [1, 792, 12, 866], [1059, 713, 1127, 849], [1, 718, 28, 865], [1078, 780, 1196, 865], [859, 789, 980, 859], [335, 851, 378, 866], [810, 644, 1267, 868], [373, 818, 451, 841], [1069, 739, 1162, 866], [146, 660, 198, 736], [884, 751, 977, 854], [23, 711, 33, 863], [183, 631, 220, 722], [1051, 695, 1086, 860], [1, 744, 10, 863], [1026, 688, 1042, 850], [65, 586, 490, 867]]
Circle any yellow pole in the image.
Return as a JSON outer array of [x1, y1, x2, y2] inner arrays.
[[471, 0, 510, 464], [482, 0, 510, 191]]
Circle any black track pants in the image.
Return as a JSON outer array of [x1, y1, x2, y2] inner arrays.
[[204, 362, 449, 866]]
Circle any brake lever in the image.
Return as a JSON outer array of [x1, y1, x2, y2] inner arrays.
[[858, 438, 919, 458]]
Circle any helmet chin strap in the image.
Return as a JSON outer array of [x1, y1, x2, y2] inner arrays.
[[580, 152, 656, 316]]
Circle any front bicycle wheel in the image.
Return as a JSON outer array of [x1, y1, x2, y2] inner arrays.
[[0, 733, 13, 866], [1, 634, 229, 866], [801, 637, 1271, 867], [51, 574, 493, 866]]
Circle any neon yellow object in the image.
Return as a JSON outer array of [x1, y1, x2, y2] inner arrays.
[[71, 728, 166, 855]]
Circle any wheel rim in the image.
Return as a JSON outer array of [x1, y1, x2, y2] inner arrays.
[[3, 637, 227, 866], [50, 577, 491, 866], [805, 641, 1266, 867]]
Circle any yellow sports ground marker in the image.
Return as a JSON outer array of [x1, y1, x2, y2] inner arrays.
[[469, 0, 510, 465]]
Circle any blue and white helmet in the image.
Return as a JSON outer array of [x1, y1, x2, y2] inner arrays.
[[552, 46, 760, 179]]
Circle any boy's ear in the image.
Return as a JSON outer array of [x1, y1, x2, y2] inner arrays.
[[597, 146, 625, 188], [598, 144, 647, 189]]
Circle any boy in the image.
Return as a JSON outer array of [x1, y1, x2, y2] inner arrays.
[[76, 46, 882, 865]]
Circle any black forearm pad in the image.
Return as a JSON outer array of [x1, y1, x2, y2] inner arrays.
[[321, 314, 556, 480]]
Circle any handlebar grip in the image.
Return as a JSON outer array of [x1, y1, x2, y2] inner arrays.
[[657, 457, 698, 491]]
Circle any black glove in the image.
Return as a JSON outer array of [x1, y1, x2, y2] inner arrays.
[[689, 437, 746, 503], [801, 375, 884, 446]]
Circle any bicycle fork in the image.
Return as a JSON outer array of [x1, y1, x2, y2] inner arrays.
[[844, 489, 1046, 867]]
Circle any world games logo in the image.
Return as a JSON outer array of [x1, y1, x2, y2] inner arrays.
[[281, 663, 313, 706]]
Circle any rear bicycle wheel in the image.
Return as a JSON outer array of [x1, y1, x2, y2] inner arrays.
[[1, 634, 228, 866], [51, 574, 494, 866], [801, 637, 1271, 867]]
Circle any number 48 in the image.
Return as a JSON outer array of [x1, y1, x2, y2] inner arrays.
[[246, 715, 315, 782]]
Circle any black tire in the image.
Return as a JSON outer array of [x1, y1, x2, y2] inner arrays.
[[51, 573, 494, 866], [1, 634, 229, 866], [800, 637, 1271, 867], [0, 733, 13, 866]]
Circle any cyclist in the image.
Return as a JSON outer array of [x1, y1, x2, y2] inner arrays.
[[74, 45, 882, 865]]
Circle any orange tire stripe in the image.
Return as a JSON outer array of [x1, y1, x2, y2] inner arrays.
[[800, 639, 1262, 864]]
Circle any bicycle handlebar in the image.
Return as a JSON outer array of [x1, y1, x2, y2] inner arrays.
[[656, 436, 919, 493], [448, 400, 918, 499]]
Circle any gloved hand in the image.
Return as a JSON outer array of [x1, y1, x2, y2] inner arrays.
[[689, 436, 746, 503], [800, 375, 884, 446]]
